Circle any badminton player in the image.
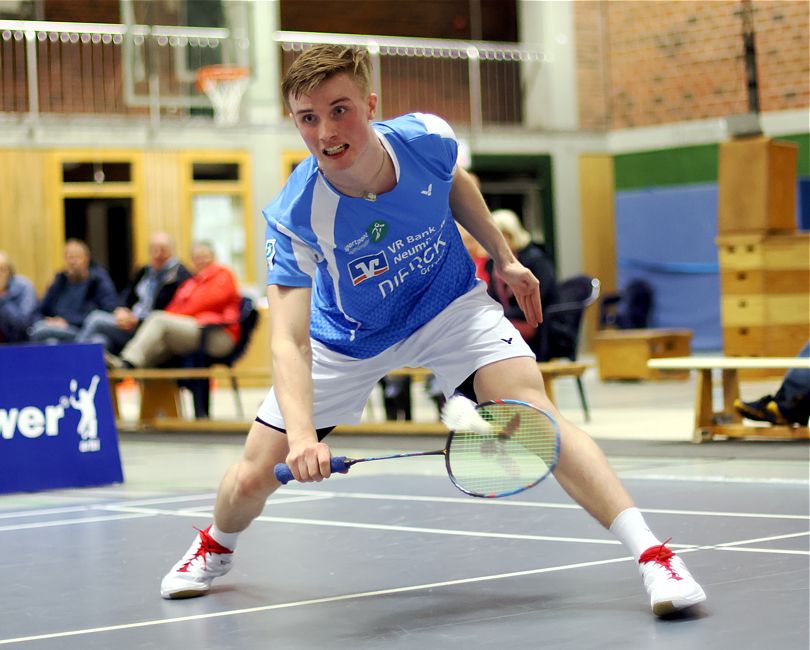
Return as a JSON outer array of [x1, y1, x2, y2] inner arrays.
[[160, 45, 706, 617]]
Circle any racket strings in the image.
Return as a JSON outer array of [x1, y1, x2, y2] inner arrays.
[[447, 403, 558, 497]]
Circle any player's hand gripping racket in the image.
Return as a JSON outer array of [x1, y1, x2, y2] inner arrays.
[[273, 396, 560, 498]]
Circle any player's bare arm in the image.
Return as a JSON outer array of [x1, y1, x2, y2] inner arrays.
[[449, 167, 543, 326], [266, 284, 332, 482]]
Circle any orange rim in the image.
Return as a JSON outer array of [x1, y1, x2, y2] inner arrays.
[[196, 65, 249, 91]]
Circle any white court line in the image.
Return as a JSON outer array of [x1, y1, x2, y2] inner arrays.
[[717, 547, 809, 556], [103, 503, 809, 554], [0, 512, 153, 533], [112, 493, 217, 507], [98, 503, 677, 548], [710, 530, 809, 549], [0, 505, 96, 520], [0, 494, 216, 522], [0, 555, 635, 646], [274, 488, 810, 521], [177, 495, 332, 514]]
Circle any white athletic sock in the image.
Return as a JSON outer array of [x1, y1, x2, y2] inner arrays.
[[209, 524, 240, 551], [609, 507, 661, 561]]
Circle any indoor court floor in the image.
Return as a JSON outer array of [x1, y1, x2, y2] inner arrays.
[[1, 367, 808, 649]]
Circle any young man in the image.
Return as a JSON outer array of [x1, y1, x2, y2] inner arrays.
[[161, 45, 706, 617]]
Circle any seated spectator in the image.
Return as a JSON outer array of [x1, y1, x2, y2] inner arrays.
[[28, 239, 118, 344], [485, 209, 559, 360], [76, 232, 191, 353], [735, 340, 810, 427], [106, 241, 241, 368], [0, 250, 37, 343]]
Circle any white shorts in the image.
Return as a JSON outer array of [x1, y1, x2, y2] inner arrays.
[[256, 282, 534, 430]]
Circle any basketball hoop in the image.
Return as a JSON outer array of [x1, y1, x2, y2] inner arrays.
[[196, 65, 250, 126]]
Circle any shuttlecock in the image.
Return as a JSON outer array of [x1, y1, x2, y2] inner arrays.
[[441, 394, 493, 434]]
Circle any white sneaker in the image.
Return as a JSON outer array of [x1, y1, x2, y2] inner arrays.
[[639, 540, 706, 616], [160, 526, 234, 599]]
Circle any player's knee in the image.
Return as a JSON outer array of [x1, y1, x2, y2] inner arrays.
[[233, 461, 275, 500]]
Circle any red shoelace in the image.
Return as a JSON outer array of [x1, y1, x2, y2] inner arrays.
[[178, 526, 233, 573], [638, 538, 682, 581]]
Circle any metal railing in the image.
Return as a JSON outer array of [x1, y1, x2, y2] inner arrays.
[[0, 19, 244, 123], [0, 20, 545, 130], [277, 31, 546, 130]]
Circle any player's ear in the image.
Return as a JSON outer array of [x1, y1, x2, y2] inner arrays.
[[367, 93, 378, 120]]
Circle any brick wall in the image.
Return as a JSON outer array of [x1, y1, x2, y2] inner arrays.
[[575, 0, 809, 129]]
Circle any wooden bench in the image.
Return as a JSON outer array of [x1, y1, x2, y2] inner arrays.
[[107, 366, 272, 425], [648, 356, 810, 443], [108, 360, 590, 433]]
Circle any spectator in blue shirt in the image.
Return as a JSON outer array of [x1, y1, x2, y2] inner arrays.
[[28, 239, 118, 344], [76, 232, 191, 353], [0, 251, 37, 343]]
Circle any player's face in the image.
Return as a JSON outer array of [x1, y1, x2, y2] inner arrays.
[[288, 73, 377, 174]]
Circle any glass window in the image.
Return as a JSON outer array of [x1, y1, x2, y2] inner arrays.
[[191, 194, 245, 280], [192, 162, 240, 181], [62, 162, 131, 183]]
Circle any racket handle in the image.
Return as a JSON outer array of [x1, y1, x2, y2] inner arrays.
[[273, 456, 350, 485]]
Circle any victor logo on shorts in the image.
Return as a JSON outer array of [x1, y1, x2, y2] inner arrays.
[[348, 251, 389, 285], [366, 220, 388, 243]]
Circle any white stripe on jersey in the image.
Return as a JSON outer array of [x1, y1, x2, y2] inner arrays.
[[378, 131, 400, 180], [275, 222, 320, 279], [310, 175, 363, 339]]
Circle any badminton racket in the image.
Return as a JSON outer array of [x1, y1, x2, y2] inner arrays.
[[274, 396, 560, 498]]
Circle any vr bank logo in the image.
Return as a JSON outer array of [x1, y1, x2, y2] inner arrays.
[[0, 375, 102, 453], [348, 251, 389, 286]]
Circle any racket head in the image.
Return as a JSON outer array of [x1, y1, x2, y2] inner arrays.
[[445, 399, 560, 498]]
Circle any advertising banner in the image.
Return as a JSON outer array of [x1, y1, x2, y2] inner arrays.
[[0, 343, 123, 493]]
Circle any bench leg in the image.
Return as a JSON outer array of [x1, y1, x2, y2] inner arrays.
[[693, 369, 714, 443], [575, 376, 590, 422], [544, 378, 555, 405], [139, 379, 182, 421], [721, 369, 742, 423], [108, 379, 120, 419]]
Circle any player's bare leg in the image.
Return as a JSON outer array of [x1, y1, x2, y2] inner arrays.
[[473, 356, 632, 526], [213, 422, 290, 532], [160, 421, 288, 599], [473, 356, 706, 615]]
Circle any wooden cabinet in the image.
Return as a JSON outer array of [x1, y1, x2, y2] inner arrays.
[[717, 232, 810, 358]]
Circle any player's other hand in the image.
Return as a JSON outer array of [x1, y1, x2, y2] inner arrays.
[[285, 439, 333, 483], [497, 260, 543, 326]]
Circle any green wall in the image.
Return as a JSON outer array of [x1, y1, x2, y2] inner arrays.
[[614, 132, 809, 190]]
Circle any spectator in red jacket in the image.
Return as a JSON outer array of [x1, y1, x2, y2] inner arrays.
[[106, 241, 241, 368]]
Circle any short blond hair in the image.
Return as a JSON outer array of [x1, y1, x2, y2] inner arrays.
[[281, 45, 372, 106]]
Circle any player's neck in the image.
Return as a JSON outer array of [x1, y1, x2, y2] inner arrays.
[[323, 142, 391, 202]]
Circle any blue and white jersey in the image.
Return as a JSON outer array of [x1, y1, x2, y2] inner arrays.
[[263, 113, 477, 359]]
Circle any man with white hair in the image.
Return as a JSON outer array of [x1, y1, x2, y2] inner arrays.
[[76, 232, 191, 353]]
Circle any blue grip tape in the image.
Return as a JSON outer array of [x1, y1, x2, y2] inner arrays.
[[274, 456, 350, 485]]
